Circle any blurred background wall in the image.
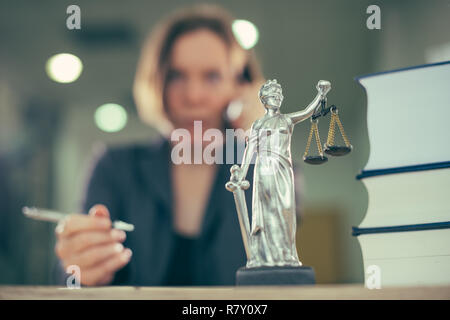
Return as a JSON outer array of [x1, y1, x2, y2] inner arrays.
[[0, 0, 449, 285]]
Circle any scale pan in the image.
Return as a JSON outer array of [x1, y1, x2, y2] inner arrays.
[[324, 145, 352, 156], [303, 155, 328, 165]]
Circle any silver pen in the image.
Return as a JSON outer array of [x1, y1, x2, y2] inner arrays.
[[22, 206, 135, 232]]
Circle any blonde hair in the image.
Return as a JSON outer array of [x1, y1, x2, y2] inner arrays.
[[133, 4, 263, 136]]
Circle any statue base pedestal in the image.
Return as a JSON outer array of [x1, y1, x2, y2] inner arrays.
[[236, 266, 315, 286]]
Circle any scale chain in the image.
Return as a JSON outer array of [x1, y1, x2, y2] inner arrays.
[[335, 114, 351, 147], [303, 121, 315, 158], [313, 121, 324, 156]]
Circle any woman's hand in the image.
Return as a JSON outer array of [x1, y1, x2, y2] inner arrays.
[[229, 79, 266, 131], [54, 204, 132, 286], [228, 46, 265, 131]]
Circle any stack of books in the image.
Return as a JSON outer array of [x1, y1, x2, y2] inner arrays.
[[354, 61, 450, 287]]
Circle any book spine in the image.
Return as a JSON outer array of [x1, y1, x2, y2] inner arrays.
[[356, 161, 450, 180], [352, 221, 450, 236]]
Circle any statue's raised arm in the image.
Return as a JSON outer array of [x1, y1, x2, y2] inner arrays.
[[287, 80, 331, 125]]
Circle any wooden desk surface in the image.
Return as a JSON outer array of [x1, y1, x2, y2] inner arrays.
[[1, 284, 449, 300]]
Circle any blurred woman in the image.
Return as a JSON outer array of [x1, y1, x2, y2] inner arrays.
[[54, 4, 301, 286]]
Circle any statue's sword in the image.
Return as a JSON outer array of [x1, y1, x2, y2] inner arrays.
[[225, 165, 251, 260]]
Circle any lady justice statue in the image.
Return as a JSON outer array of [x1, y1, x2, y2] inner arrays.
[[226, 79, 332, 285]]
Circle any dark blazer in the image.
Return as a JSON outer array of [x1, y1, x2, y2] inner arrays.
[[56, 136, 303, 286]]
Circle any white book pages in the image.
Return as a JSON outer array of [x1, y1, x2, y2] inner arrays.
[[357, 62, 450, 171], [358, 167, 450, 228], [358, 229, 450, 286], [363, 255, 450, 287], [358, 228, 450, 259]]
